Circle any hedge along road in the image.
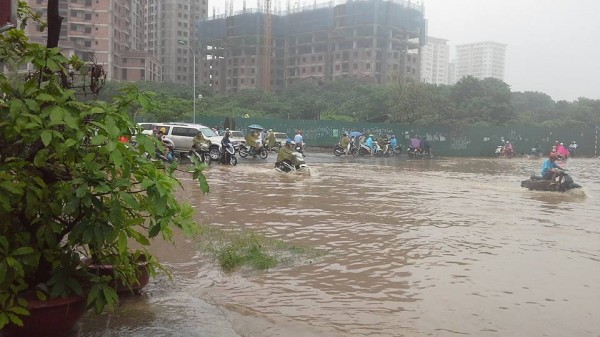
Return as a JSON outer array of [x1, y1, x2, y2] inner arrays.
[[77, 153, 600, 337]]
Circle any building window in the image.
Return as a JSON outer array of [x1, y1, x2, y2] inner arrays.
[[122, 69, 127, 80], [366, 63, 370, 69], [84, 27, 91, 33], [84, 41, 91, 47], [85, 13, 92, 20], [140, 69, 145, 80]]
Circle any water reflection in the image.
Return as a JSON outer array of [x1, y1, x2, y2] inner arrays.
[[78, 155, 600, 337]]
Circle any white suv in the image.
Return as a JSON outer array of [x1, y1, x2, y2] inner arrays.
[[137, 122, 223, 160]]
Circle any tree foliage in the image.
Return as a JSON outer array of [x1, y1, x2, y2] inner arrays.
[[97, 76, 599, 127]]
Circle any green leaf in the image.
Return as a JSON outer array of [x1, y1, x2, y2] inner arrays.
[[198, 173, 210, 194], [148, 224, 161, 238], [0, 261, 7, 284], [40, 130, 52, 146], [118, 232, 127, 253], [11, 247, 35, 256], [33, 148, 49, 168], [36, 93, 57, 102], [0, 181, 23, 195], [7, 313, 23, 327], [8, 306, 29, 316], [0, 313, 9, 329], [49, 106, 65, 123]]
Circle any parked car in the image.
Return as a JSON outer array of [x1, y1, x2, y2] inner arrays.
[[273, 132, 289, 146], [136, 122, 223, 160]]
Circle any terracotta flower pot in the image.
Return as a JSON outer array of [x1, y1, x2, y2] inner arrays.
[[87, 261, 150, 295], [0, 294, 86, 337]]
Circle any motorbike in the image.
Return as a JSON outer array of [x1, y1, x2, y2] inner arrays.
[[334, 142, 358, 157], [407, 145, 433, 159], [495, 145, 513, 158], [219, 142, 238, 166], [238, 143, 268, 159], [374, 140, 394, 157], [274, 151, 308, 174], [521, 171, 582, 192], [184, 144, 212, 165]]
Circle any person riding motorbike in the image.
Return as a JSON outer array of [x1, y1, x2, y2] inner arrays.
[[276, 140, 301, 167], [503, 141, 513, 156], [192, 130, 211, 152], [410, 135, 421, 153], [556, 142, 570, 159], [363, 134, 375, 155], [390, 135, 398, 152], [378, 134, 389, 154], [421, 136, 432, 157], [541, 152, 566, 184], [340, 132, 351, 156], [266, 129, 276, 150], [220, 130, 233, 164], [245, 129, 262, 157]]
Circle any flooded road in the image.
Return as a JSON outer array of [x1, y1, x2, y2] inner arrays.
[[78, 153, 600, 336]]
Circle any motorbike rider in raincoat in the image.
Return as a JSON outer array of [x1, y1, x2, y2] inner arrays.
[[266, 129, 276, 150], [245, 129, 262, 157], [390, 135, 398, 152], [192, 130, 211, 151], [340, 132, 351, 156], [364, 134, 375, 155], [276, 140, 301, 166], [220, 130, 233, 164]]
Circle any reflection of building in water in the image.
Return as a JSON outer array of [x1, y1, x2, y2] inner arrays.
[[198, 0, 427, 94]]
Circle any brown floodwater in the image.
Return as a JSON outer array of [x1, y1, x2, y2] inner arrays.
[[76, 153, 600, 337]]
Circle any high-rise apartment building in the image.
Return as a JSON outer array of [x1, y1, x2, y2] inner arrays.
[[23, 0, 208, 85], [453, 41, 506, 82], [25, 0, 161, 82], [154, 0, 208, 85], [420, 36, 450, 85], [197, 0, 426, 94]]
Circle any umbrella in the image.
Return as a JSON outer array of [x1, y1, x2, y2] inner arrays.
[[349, 131, 363, 137], [247, 124, 264, 130]]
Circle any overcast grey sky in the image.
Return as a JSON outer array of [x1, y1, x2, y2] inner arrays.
[[217, 0, 600, 102]]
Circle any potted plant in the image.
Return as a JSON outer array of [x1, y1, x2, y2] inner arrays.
[[0, 5, 208, 337]]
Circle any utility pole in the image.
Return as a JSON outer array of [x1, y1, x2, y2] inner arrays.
[[262, 0, 272, 91], [178, 40, 196, 124]]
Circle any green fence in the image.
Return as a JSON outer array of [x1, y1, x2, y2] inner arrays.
[[168, 116, 599, 157]]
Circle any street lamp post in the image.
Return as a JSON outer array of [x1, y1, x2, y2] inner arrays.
[[178, 40, 196, 124]]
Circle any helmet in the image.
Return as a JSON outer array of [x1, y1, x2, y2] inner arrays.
[[269, 129, 273, 132], [560, 142, 563, 145], [506, 141, 509, 144], [549, 152, 558, 159], [343, 132, 347, 136], [369, 134, 373, 137], [391, 135, 396, 138], [225, 128, 230, 131], [285, 139, 292, 144], [159, 127, 166, 133]]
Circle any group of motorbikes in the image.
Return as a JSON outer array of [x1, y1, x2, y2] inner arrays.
[[334, 141, 432, 158]]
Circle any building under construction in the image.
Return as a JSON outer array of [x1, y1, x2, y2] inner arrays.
[[198, 0, 427, 94]]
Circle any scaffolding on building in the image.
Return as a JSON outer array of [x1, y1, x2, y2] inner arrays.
[[198, 0, 426, 94]]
